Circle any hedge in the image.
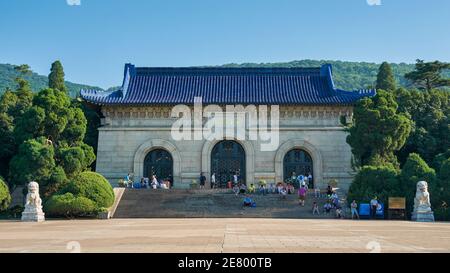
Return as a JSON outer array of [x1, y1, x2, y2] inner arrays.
[[0, 177, 11, 211], [45, 193, 96, 217], [60, 171, 114, 208], [347, 165, 400, 207]]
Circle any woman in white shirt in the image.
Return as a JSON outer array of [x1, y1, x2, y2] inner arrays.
[[151, 175, 158, 190], [211, 173, 216, 189]]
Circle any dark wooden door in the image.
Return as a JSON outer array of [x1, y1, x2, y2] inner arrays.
[[144, 149, 173, 183], [211, 141, 246, 187], [283, 149, 313, 186]]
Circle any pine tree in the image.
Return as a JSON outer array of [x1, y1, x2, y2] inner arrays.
[[346, 90, 412, 168], [376, 62, 396, 91], [405, 59, 450, 91], [48, 61, 67, 93]]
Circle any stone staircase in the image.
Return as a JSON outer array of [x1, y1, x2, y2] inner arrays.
[[113, 188, 336, 219]]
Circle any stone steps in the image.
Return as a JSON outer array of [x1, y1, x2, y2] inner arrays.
[[113, 188, 335, 219]]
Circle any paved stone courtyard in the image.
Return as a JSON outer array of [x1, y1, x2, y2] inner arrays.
[[1, 218, 450, 253]]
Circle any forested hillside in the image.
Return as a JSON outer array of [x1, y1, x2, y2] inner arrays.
[[2, 60, 448, 96], [0, 63, 102, 97], [220, 60, 417, 90]]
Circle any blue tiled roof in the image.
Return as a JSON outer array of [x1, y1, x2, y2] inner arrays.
[[81, 64, 375, 105]]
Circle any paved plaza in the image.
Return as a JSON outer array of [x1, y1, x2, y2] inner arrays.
[[1, 218, 449, 253]]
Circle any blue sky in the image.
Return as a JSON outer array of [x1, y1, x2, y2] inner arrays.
[[0, 0, 449, 89]]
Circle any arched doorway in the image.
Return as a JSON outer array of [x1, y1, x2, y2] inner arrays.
[[211, 140, 246, 187], [144, 149, 173, 184], [283, 149, 313, 187]]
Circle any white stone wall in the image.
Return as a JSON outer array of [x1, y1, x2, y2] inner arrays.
[[96, 105, 356, 191]]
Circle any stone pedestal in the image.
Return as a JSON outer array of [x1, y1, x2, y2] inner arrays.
[[411, 212, 435, 222], [21, 210, 45, 222]]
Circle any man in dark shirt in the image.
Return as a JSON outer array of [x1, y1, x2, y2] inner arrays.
[[199, 172, 206, 189]]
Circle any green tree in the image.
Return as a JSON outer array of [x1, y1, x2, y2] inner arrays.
[[0, 88, 18, 115], [57, 143, 95, 177], [3, 61, 97, 204], [376, 62, 396, 91], [48, 61, 67, 93], [439, 158, 450, 184], [396, 88, 450, 165], [0, 177, 11, 211], [348, 165, 400, 207], [346, 90, 412, 168], [8, 137, 56, 187], [0, 113, 15, 177], [76, 101, 100, 155], [13, 78, 34, 117], [434, 150, 450, 171], [44, 166, 68, 198], [61, 107, 87, 145], [33, 88, 71, 141], [13, 106, 46, 145], [430, 157, 450, 221], [14, 64, 31, 75], [12, 65, 33, 117], [405, 60, 450, 91]]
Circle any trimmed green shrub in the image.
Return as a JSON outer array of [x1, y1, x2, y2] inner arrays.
[[61, 171, 114, 208], [45, 193, 96, 217], [43, 166, 68, 198], [348, 165, 400, 207], [0, 177, 11, 211]]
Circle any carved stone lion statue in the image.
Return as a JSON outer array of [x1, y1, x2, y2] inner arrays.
[[21, 181, 45, 222], [413, 181, 432, 213], [25, 181, 42, 208]]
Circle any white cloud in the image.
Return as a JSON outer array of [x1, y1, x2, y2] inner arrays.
[[67, 0, 81, 6], [367, 0, 382, 6]]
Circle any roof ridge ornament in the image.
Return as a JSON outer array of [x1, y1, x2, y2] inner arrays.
[[121, 63, 136, 99], [320, 64, 336, 93]]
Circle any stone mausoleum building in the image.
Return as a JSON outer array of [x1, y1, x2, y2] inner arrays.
[[81, 64, 375, 191]]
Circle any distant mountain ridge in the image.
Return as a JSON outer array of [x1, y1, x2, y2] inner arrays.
[[219, 60, 416, 90], [0, 63, 103, 97], [0, 60, 433, 97]]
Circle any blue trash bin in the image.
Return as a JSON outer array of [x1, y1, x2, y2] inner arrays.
[[359, 203, 370, 219]]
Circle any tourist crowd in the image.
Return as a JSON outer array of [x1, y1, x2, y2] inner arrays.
[[121, 171, 383, 220], [122, 173, 172, 190]]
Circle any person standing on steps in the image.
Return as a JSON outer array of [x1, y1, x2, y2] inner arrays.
[[151, 175, 158, 190], [211, 173, 216, 189], [312, 201, 320, 215], [351, 200, 359, 220], [298, 185, 307, 206], [370, 196, 379, 219], [297, 174, 304, 188], [326, 184, 333, 197], [233, 172, 239, 186], [199, 172, 206, 189], [307, 173, 313, 189]]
